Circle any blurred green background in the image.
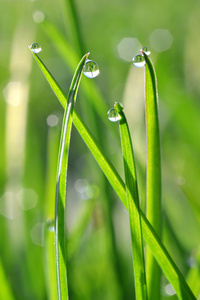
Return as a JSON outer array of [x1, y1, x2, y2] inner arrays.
[[1, 0, 200, 299]]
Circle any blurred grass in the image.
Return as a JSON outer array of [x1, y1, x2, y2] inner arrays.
[[1, 0, 200, 299]]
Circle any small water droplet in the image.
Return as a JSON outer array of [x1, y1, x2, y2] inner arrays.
[[47, 220, 55, 232], [83, 59, 100, 78], [140, 46, 150, 56], [107, 108, 121, 122], [132, 54, 145, 68], [29, 43, 42, 54]]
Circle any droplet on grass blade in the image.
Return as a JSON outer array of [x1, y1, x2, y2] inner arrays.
[[140, 46, 151, 56], [47, 220, 55, 232], [29, 42, 42, 54], [83, 59, 100, 78], [132, 54, 145, 68], [107, 108, 121, 122]]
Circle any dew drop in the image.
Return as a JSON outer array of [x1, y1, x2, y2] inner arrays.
[[29, 42, 42, 54], [83, 59, 100, 78], [47, 220, 55, 233], [107, 108, 121, 122], [140, 46, 150, 56], [132, 54, 145, 68]]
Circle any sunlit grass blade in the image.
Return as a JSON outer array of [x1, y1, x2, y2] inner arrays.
[[74, 110, 195, 300], [0, 259, 15, 300], [117, 106, 147, 300], [142, 50, 162, 299], [54, 53, 89, 300], [30, 52, 195, 299], [44, 127, 60, 300], [44, 221, 58, 300]]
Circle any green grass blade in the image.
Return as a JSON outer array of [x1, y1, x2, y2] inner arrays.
[[118, 110, 147, 300], [44, 221, 58, 300], [143, 51, 162, 299], [54, 53, 89, 300], [0, 259, 15, 300], [73, 111, 195, 300], [30, 52, 195, 299], [44, 127, 60, 300]]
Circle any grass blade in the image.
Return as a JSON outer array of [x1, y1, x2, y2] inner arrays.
[[54, 53, 89, 300], [30, 52, 196, 299], [143, 51, 162, 299], [73, 110, 195, 300], [0, 259, 15, 300], [44, 221, 58, 300], [44, 127, 60, 300], [117, 106, 147, 299]]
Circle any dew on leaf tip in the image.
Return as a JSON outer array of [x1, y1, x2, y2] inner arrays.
[[107, 108, 121, 122], [140, 46, 150, 56], [132, 54, 146, 68], [29, 43, 42, 54], [83, 59, 100, 78]]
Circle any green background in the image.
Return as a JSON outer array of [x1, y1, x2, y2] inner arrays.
[[0, 0, 200, 299]]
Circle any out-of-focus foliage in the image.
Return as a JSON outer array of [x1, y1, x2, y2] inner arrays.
[[0, 0, 200, 299]]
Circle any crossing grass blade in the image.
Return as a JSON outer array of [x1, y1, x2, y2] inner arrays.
[[30, 49, 88, 299], [118, 109, 147, 300], [30, 51, 196, 300], [142, 50, 162, 300]]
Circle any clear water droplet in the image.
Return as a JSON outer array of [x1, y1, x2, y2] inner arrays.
[[83, 59, 100, 78], [132, 54, 145, 68], [140, 46, 150, 56], [107, 108, 121, 122], [29, 42, 42, 54], [47, 220, 55, 232]]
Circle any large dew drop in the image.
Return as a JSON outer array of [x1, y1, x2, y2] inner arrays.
[[107, 108, 121, 122], [140, 46, 150, 56], [83, 59, 100, 78], [132, 54, 145, 68], [29, 43, 42, 54]]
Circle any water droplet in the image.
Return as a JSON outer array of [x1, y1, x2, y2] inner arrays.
[[107, 108, 121, 122], [83, 59, 100, 78], [47, 220, 55, 232], [114, 102, 124, 112], [132, 54, 145, 68], [29, 43, 42, 54], [140, 46, 150, 56]]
